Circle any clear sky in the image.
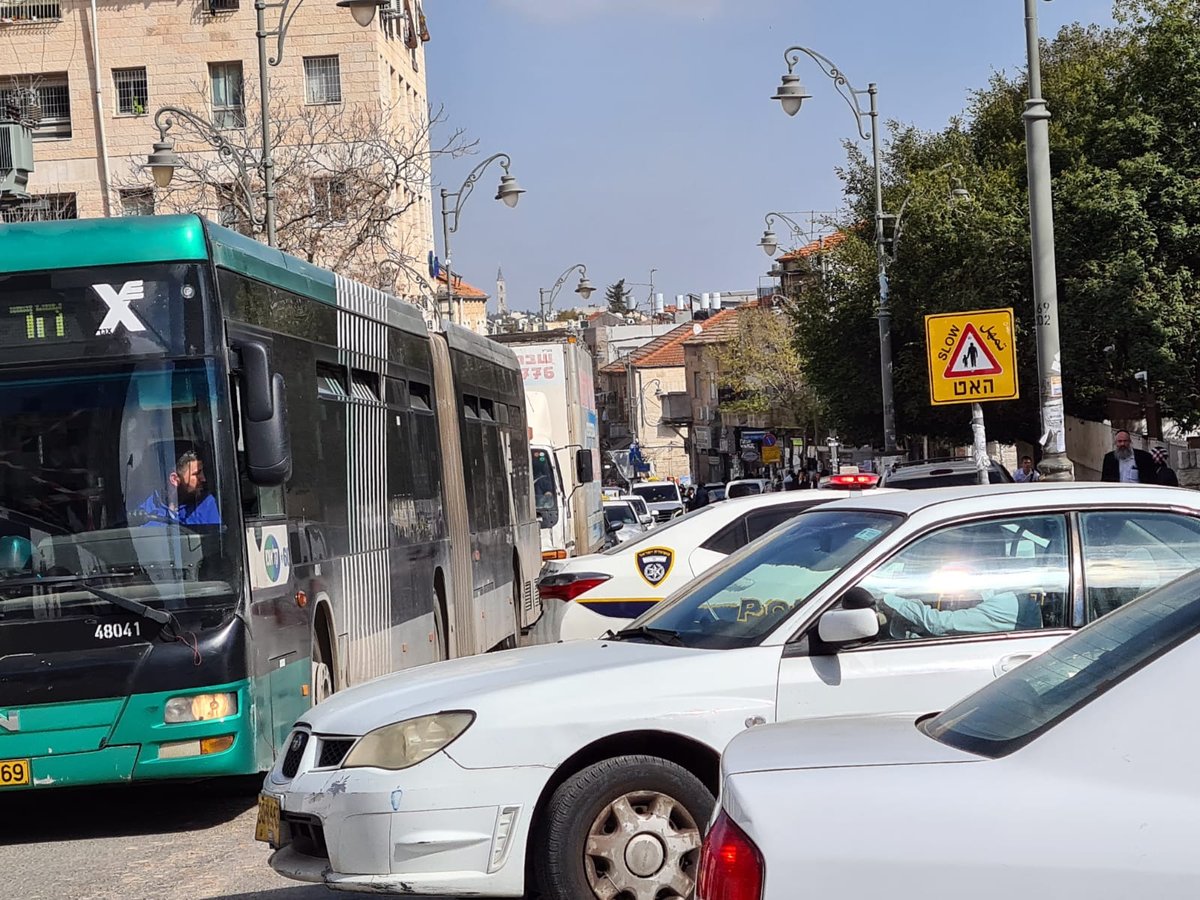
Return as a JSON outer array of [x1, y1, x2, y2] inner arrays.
[[426, 0, 1116, 315]]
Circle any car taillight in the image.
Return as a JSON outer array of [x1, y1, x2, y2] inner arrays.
[[537, 573, 612, 602], [828, 473, 880, 488], [698, 811, 764, 900]]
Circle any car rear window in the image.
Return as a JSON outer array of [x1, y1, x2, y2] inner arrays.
[[727, 483, 762, 499], [633, 485, 680, 503], [887, 469, 1007, 489]]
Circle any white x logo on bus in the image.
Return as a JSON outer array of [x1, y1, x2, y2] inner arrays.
[[93, 281, 148, 335]]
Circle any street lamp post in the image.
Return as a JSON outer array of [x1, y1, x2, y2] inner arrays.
[[146, 107, 266, 231], [145, 0, 387, 246], [1023, 0, 1073, 480], [757, 210, 837, 257], [439, 153, 525, 327], [539, 263, 595, 327], [773, 46, 897, 453]]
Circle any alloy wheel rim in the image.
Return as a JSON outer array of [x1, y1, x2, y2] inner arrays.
[[583, 790, 701, 900]]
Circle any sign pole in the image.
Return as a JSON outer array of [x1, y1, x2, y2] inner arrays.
[[970, 403, 989, 486]]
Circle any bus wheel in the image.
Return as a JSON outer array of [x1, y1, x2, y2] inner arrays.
[[312, 638, 334, 705]]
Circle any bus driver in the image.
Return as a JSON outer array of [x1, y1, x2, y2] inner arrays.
[[137, 450, 221, 526]]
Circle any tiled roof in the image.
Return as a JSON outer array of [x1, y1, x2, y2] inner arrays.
[[436, 271, 488, 300], [778, 230, 848, 263], [600, 311, 744, 373], [680, 307, 745, 346], [600, 322, 696, 374]]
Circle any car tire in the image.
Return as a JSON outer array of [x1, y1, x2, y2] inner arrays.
[[535, 755, 713, 900]]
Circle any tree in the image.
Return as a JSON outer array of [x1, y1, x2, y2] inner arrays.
[[790, 2, 1200, 448], [713, 307, 819, 432], [605, 279, 630, 313], [114, 81, 475, 311]]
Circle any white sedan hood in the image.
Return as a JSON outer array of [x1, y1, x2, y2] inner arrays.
[[302, 640, 782, 768], [722, 713, 979, 777]]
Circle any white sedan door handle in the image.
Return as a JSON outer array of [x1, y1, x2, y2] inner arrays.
[[994, 652, 1036, 677]]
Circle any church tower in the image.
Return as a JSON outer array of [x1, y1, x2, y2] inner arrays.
[[496, 267, 508, 315]]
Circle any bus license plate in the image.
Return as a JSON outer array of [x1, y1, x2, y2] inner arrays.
[[255, 792, 281, 845], [0, 759, 30, 787]]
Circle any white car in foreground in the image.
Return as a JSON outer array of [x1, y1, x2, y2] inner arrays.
[[259, 484, 1200, 899], [704, 567, 1200, 900], [544, 491, 858, 640]]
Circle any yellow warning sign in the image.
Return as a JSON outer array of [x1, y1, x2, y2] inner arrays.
[[925, 308, 1019, 406]]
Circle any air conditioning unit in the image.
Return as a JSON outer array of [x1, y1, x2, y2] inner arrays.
[[0, 122, 34, 200]]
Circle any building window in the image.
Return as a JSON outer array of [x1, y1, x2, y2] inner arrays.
[[0, 0, 61, 25], [113, 67, 148, 116], [303, 56, 341, 105], [311, 177, 348, 223], [209, 62, 245, 129], [0, 192, 76, 222], [205, 0, 238, 12], [119, 188, 154, 217], [1, 73, 70, 140]]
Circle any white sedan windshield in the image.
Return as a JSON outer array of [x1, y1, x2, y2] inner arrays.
[[632, 509, 902, 648]]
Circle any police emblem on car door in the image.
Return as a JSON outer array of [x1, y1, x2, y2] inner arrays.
[[636, 547, 675, 587]]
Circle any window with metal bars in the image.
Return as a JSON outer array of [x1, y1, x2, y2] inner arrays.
[[311, 177, 348, 223], [113, 67, 148, 116], [0, 193, 76, 222], [1, 73, 70, 140], [0, 0, 61, 24], [303, 56, 341, 105], [119, 188, 154, 217], [205, 0, 238, 12], [208, 62, 245, 129]]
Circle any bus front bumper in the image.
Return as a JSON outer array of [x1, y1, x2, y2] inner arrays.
[[0, 680, 258, 790]]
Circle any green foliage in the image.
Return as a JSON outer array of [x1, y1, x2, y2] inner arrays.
[[712, 308, 817, 427], [605, 278, 630, 313], [793, 0, 1200, 446]]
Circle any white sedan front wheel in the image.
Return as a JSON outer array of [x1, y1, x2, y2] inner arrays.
[[536, 755, 713, 900]]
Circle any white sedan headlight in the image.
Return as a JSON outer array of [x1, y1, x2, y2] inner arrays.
[[342, 711, 475, 770]]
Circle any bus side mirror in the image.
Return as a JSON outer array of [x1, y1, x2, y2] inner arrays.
[[238, 340, 293, 486], [576, 449, 595, 484]]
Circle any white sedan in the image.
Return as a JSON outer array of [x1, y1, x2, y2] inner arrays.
[[545, 483, 879, 641], [259, 484, 1200, 899], [705, 566, 1200, 900]]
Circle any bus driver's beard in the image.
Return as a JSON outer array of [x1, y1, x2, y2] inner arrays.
[[1116, 446, 1134, 460]]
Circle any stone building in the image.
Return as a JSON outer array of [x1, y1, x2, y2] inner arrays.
[[2, 0, 434, 297]]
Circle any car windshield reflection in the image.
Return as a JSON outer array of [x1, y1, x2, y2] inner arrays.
[[627, 509, 903, 649]]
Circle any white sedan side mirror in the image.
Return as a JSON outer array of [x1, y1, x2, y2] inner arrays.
[[817, 608, 880, 646]]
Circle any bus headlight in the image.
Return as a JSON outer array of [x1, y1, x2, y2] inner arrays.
[[342, 712, 475, 770], [164, 692, 239, 724]]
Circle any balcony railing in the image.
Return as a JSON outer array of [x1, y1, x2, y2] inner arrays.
[[0, 0, 61, 23]]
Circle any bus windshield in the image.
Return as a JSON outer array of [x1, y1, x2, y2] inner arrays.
[[531, 448, 559, 526], [0, 360, 239, 619]]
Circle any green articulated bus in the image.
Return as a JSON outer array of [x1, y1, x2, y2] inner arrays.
[[0, 214, 540, 790]]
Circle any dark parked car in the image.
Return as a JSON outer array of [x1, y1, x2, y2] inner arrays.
[[881, 457, 1014, 490]]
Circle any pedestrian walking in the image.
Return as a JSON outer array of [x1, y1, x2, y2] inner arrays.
[[1013, 455, 1040, 483], [1152, 447, 1179, 486], [1100, 430, 1157, 484]]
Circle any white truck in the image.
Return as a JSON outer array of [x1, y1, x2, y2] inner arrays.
[[494, 332, 603, 562]]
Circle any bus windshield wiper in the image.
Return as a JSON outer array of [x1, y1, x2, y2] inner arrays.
[[0, 575, 171, 625], [608, 625, 683, 646]]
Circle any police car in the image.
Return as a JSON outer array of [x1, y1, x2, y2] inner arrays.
[[542, 477, 883, 641]]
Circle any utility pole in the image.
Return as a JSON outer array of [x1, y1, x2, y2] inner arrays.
[[1023, 0, 1073, 480]]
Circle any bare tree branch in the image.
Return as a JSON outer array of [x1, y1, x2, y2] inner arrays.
[[114, 80, 476, 316]]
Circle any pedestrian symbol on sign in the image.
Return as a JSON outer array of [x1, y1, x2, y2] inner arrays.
[[942, 324, 1003, 378]]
